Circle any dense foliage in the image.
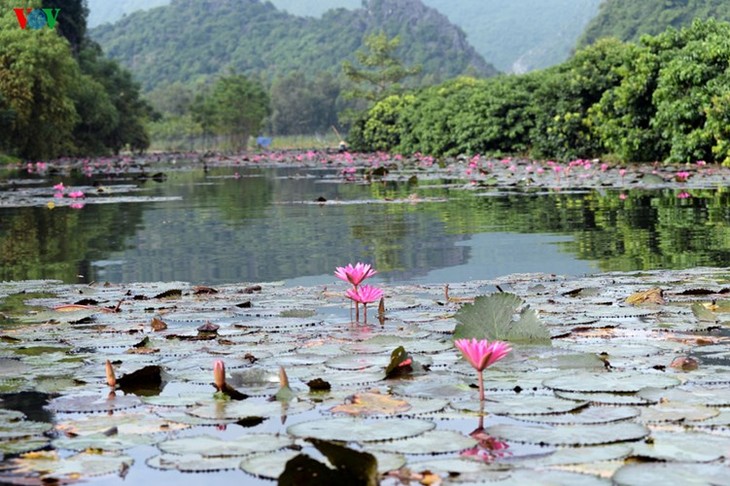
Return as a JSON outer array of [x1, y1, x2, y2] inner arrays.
[[352, 20, 730, 165], [88, 0, 601, 74], [577, 0, 730, 48], [90, 0, 495, 93], [0, 0, 151, 160]]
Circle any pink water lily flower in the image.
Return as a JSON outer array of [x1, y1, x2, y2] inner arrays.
[[345, 284, 383, 323], [455, 338, 512, 402], [335, 262, 377, 286], [53, 182, 65, 192], [68, 190, 85, 199]]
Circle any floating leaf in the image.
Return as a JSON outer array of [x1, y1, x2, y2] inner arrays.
[[287, 417, 434, 442], [158, 433, 292, 457], [53, 432, 157, 452], [329, 391, 411, 416], [147, 453, 240, 472], [240, 450, 300, 479], [625, 288, 664, 305], [639, 401, 719, 423], [46, 393, 141, 413], [451, 395, 588, 416], [518, 406, 640, 425], [188, 398, 313, 421], [692, 302, 718, 323], [527, 443, 633, 466], [1, 451, 133, 480], [454, 293, 551, 345], [613, 462, 730, 486], [368, 430, 477, 455], [543, 372, 680, 393], [384, 346, 413, 379], [629, 430, 730, 462], [486, 422, 649, 446]]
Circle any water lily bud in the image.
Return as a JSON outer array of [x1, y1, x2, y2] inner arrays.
[[213, 360, 226, 391], [105, 360, 116, 388]]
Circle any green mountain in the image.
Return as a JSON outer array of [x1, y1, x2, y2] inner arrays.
[[577, 0, 730, 47], [89, 0, 496, 92], [87, 0, 601, 73]]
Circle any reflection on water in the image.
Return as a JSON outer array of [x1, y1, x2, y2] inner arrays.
[[1, 165, 729, 285]]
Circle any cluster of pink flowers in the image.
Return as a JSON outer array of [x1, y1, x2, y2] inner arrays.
[[51, 182, 86, 209], [335, 262, 383, 323]]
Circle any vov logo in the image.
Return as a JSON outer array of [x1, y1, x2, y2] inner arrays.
[[13, 8, 60, 29]]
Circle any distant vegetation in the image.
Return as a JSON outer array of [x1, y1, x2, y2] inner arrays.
[[352, 19, 730, 165], [578, 0, 730, 48], [88, 0, 601, 73]]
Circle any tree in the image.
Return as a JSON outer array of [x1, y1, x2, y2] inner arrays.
[[342, 31, 421, 106], [269, 72, 340, 135], [0, 9, 80, 159], [206, 74, 271, 151], [42, 0, 88, 55]]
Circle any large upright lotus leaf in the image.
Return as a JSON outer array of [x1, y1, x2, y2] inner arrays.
[[367, 430, 477, 455], [454, 293, 551, 345], [486, 422, 649, 446], [630, 430, 730, 462], [158, 433, 292, 456], [612, 462, 730, 486], [519, 406, 639, 425], [638, 385, 730, 406], [188, 398, 313, 420], [451, 395, 588, 416], [146, 453, 241, 472], [287, 417, 435, 442], [53, 432, 158, 452], [543, 372, 680, 393]]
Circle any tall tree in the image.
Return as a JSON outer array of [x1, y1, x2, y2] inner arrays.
[[206, 74, 271, 151], [342, 31, 422, 105], [269, 72, 339, 135], [42, 0, 88, 55]]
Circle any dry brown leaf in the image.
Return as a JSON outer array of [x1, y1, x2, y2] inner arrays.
[[329, 391, 411, 416], [626, 288, 665, 305]]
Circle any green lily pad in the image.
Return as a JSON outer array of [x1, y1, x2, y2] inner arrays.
[[543, 372, 680, 393], [612, 462, 730, 486], [368, 429, 477, 455], [1, 451, 133, 479], [46, 393, 142, 413], [451, 395, 589, 416], [493, 468, 613, 485], [146, 453, 241, 472], [0, 436, 51, 455], [239, 449, 301, 479], [555, 391, 653, 406], [639, 401, 719, 423], [287, 417, 435, 442], [486, 422, 649, 446], [158, 433, 292, 456], [53, 432, 158, 451], [0, 420, 53, 439], [630, 430, 730, 462], [527, 443, 633, 466], [638, 385, 730, 406], [188, 398, 314, 420], [519, 406, 639, 425]]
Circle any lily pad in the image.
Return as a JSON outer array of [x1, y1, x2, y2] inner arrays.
[[543, 372, 680, 393], [527, 443, 633, 466], [486, 422, 649, 446], [630, 430, 730, 462], [287, 417, 435, 442], [612, 462, 730, 486], [158, 433, 292, 456], [518, 406, 639, 425], [367, 429, 477, 455], [239, 449, 301, 479], [451, 395, 589, 416], [46, 392, 142, 413], [639, 401, 720, 423], [1, 451, 133, 479], [53, 432, 158, 451], [188, 398, 314, 420], [146, 453, 241, 472]]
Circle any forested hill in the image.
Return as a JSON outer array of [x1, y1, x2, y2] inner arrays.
[[90, 0, 496, 92], [577, 0, 730, 47], [88, 0, 601, 74]]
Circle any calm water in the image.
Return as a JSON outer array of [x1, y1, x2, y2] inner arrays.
[[2, 164, 730, 286]]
